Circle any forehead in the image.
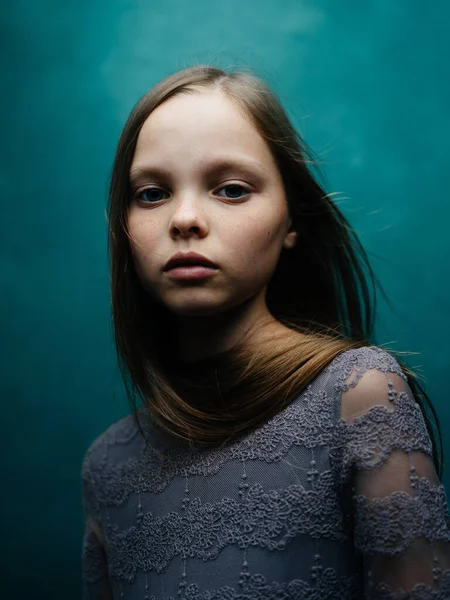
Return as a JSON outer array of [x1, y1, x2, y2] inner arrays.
[[140, 88, 254, 135], [133, 89, 275, 167]]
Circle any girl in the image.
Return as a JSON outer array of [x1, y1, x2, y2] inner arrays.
[[81, 65, 450, 599]]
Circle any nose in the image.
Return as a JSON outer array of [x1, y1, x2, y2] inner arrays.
[[169, 194, 209, 239]]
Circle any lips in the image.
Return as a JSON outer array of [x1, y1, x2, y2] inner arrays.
[[163, 252, 218, 271]]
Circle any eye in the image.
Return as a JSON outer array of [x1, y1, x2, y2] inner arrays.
[[135, 187, 169, 204], [215, 184, 251, 201], [133, 184, 251, 204]]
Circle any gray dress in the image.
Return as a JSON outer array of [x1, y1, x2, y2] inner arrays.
[[81, 346, 450, 599]]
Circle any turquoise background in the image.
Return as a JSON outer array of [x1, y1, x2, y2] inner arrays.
[[2, 1, 449, 597]]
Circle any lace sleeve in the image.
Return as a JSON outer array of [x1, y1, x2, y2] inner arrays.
[[339, 349, 450, 598], [81, 452, 113, 600]]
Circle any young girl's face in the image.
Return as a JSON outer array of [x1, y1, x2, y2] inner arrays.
[[127, 88, 297, 317]]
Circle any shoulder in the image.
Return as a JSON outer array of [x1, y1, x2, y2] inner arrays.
[[325, 345, 416, 423], [325, 345, 407, 384], [81, 412, 142, 480]]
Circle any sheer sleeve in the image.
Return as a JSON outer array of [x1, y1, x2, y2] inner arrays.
[[339, 349, 450, 598], [81, 452, 114, 600]]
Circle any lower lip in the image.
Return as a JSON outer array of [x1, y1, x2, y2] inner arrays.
[[165, 265, 218, 280]]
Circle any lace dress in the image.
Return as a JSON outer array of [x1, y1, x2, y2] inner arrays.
[[81, 346, 450, 599]]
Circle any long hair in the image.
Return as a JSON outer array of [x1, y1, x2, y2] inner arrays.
[[107, 64, 443, 477]]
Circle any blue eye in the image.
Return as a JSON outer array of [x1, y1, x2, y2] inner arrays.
[[216, 184, 250, 200], [134, 184, 250, 204], [137, 188, 169, 203]]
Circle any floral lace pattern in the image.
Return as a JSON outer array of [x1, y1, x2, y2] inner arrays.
[[104, 478, 348, 580], [332, 388, 434, 487], [353, 476, 450, 555], [153, 570, 363, 600], [82, 385, 338, 517], [81, 346, 450, 599]]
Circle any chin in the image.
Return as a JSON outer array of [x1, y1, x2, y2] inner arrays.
[[166, 303, 229, 318], [158, 287, 262, 318], [162, 293, 247, 318]]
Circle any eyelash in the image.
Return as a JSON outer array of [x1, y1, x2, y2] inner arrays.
[[134, 183, 251, 205]]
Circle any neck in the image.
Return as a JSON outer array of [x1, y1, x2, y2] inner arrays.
[[172, 295, 287, 363]]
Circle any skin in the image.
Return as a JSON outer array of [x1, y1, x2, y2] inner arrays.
[[127, 88, 298, 361]]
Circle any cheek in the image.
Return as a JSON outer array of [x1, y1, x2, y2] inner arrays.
[[128, 214, 161, 257], [127, 217, 164, 283], [225, 215, 287, 279], [232, 212, 286, 257]]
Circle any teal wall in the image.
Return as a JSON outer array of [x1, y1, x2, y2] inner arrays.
[[2, 1, 449, 597]]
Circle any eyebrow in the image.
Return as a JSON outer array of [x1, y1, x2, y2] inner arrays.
[[129, 157, 266, 185]]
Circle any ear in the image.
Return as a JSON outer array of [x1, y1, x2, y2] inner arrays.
[[283, 217, 297, 249], [283, 230, 297, 249]]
